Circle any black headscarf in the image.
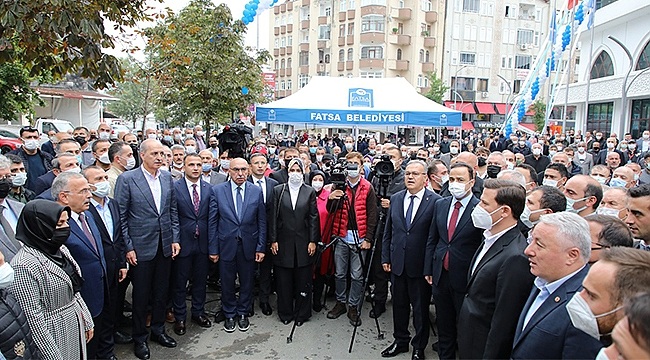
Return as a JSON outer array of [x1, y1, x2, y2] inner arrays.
[[15, 199, 82, 292]]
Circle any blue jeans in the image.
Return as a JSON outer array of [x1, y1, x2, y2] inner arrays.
[[334, 240, 366, 307]]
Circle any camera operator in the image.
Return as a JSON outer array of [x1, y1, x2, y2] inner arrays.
[[326, 152, 378, 326], [367, 144, 405, 318]]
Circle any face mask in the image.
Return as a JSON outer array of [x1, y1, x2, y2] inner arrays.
[[278, 136, 284, 141], [520, 206, 546, 228], [471, 205, 504, 230], [185, 146, 196, 154], [11, 171, 27, 187], [148, 134, 157, 140], [634, 173, 639, 182], [123, 156, 136, 170], [577, 147, 585, 153], [316, 155, 323, 162], [288, 172, 303, 186], [606, 142, 615, 149], [51, 227, 71, 247], [174, 134, 182, 140], [64, 166, 82, 174], [549, 150, 557, 157], [566, 293, 623, 340], [268, 147, 276, 154], [0, 263, 14, 289], [202, 163, 213, 172], [345, 144, 354, 151], [477, 157, 487, 167], [608, 177, 627, 188], [629, 144, 636, 151], [23, 139, 40, 151], [74, 136, 87, 146], [99, 132, 111, 140], [279, 159, 286, 168], [440, 174, 450, 184], [309, 147, 317, 154], [197, 131, 204, 137], [98, 152, 110, 165], [220, 159, 231, 170], [487, 165, 501, 178], [566, 196, 588, 213], [592, 175, 607, 185], [542, 178, 558, 187], [0, 178, 9, 199], [596, 207, 621, 218], [49, 136, 57, 143], [449, 147, 459, 155], [312, 180, 324, 191], [433, 146, 440, 153], [448, 181, 469, 199], [76, 155, 84, 167], [557, 146, 564, 151], [532, 148, 542, 156], [347, 169, 360, 179], [91, 180, 111, 198], [506, 161, 515, 170], [210, 143, 218, 149], [620, 143, 628, 149], [163, 135, 173, 143], [519, 141, 526, 146]]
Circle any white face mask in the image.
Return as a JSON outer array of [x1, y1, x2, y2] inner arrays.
[[566, 196, 588, 213], [312, 180, 324, 191], [124, 156, 136, 170], [347, 169, 360, 179], [440, 174, 450, 185], [596, 207, 622, 218], [288, 172, 303, 187], [91, 180, 111, 198], [608, 177, 627, 188], [65, 166, 82, 174], [148, 134, 157, 140], [196, 131, 204, 137], [345, 143, 354, 151], [606, 142, 615, 149], [185, 146, 196, 154], [0, 262, 14, 289], [506, 161, 515, 170], [520, 206, 547, 228], [98, 152, 110, 165], [220, 159, 230, 170], [542, 178, 558, 187], [532, 148, 542, 156], [12, 172, 27, 187], [450, 147, 459, 155], [448, 181, 469, 199], [566, 293, 622, 340], [592, 175, 607, 185], [549, 150, 557, 157], [316, 155, 323, 163], [471, 205, 504, 230], [23, 139, 40, 151], [578, 147, 585, 153], [99, 132, 111, 140]]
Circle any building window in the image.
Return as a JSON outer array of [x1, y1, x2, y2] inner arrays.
[[299, 51, 309, 66], [360, 71, 383, 78], [630, 99, 650, 139], [460, 52, 476, 65], [499, 79, 508, 94], [590, 51, 614, 79], [287, 79, 292, 89], [477, 78, 489, 92], [281, 37, 286, 47], [361, 15, 385, 32], [287, 58, 292, 67], [280, 81, 285, 90], [515, 54, 532, 69], [421, 0, 432, 11], [463, 0, 480, 12], [451, 77, 474, 90], [300, 30, 309, 43], [517, 29, 533, 45], [361, 46, 383, 59], [348, 22, 355, 34], [425, 50, 430, 62], [340, 0, 346, 11], [397, 49, 402, 60], [274, 38, 279, 48], [347, 48, 354, 61], [636, 41, 650, 70], [349, 0, 355, 9], [281, 59, 285, 69], [299, 74, 310, 88], [417, 74, 424, 87], [319, 25, 331, 40], [513, 79, 522, 94], [339, 49, 345, 62], [339, 24, 345, 37], [324, 54, 331, 63], [287, 36, 292, 46], [504, 5, 517, 18], [361, 0, 387, 5], [419, 50, 425, 63], [300, 7, 309, 20], [274, 60, 279, 70], [320, 2, 332, 16], [587, 102, 614, 135]]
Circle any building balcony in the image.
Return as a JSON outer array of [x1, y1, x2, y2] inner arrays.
[[338, 61, 345, 71], [421, 62, 435, 72], [280, 25, 286, 34], [347, 9, 355, 19], [318, 16, 329, 25], [338, 37, 345, 46], [285, 90, 292, 96], [359, 58, 385, 69], [301, 0, 309, 6], [361, 5, 386, 16], [286, 68, 292, 76], [279, 47, 286, 55], [391, 8, 412, 20], [360, 32, 385, 44], [287, 24, 293, 33], [423, 36, 436, 48], [317, 40, 330, 49], [339, 11, 346, 22], [346, 35, 354, 45], [286, 46, 292, 55], [425, 11, 438, 23], [274, 6, 280, 15], [419, 87, 431, 94], [346, 61, 354, 70], [274, 27, 280, 36], [389, 34, 411, 45], [280, 3, 286, 12], [287, 2, 293, 11], [388, 59, 409, 71], [277, 90, 285, 98], [273, 48, 280, 56], [279, 68, 286, 76], [299, 43, 309, 52], [300, 20, 310, 29], [300, 65, 310, 74]]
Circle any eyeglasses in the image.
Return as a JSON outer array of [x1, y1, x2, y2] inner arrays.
[[230, 168, 248, 173], [63, 188, 92, 195]]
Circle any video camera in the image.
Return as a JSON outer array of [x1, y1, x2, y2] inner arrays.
[[330, 158, 359, 191], [372, 154, 394, 200], [218, 123, 252, 159]]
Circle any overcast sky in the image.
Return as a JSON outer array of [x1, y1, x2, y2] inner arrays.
[[105, 0, 270, 60]]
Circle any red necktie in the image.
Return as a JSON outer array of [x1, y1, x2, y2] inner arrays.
[[443, 201, 462, 270]]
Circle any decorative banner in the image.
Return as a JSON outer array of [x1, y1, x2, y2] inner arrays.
[[242, 0, 279, 25]]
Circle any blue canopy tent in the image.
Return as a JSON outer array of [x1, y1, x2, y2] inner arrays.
[[256, 77, 461, 133]]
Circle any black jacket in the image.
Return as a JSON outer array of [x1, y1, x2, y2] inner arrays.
[[0, 289, 40, 359]]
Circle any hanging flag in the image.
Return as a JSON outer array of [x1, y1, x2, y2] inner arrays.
[[587, 0, 596, 29]]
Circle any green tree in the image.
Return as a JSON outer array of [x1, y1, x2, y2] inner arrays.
[[107, 57, 161, 129], [423, 72, 449, 104], [0, 61, 42, 121], [0, 0, 161, 88], [532, 99, 546, 133], [145, 0, 272, 130]]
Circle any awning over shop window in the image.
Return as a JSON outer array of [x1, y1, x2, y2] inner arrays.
[[475, 102, 496, 114]]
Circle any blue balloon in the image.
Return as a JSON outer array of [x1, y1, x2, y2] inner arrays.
[[242, 87, 249, 95], [251, 2, 258, 10], [245, 3, 252, 10]]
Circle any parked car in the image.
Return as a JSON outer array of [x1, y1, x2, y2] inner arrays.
[[0, 133, 23, 154]]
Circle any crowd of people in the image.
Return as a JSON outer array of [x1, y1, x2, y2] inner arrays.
[[0, 124, 650, 360]]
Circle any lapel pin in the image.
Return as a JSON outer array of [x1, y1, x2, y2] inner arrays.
[[554, 296, 560, 303]]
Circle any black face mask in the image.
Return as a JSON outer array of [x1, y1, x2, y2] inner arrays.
[[0, 178, 11, 199], [593, 147, 600, 152], [51, 227, 71, 246], [478, 157, 487, 167], [74, 136, 87, 146], [487, 165, 501, 178]]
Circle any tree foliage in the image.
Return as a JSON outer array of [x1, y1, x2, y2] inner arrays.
[[423, 72, 449, 104], [145, 0, 272, 129], [0, 61, 42, 121], [0, 0, 160, 88], [532, 99, 546, 133]]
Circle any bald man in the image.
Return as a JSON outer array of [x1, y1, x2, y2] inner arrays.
[[440, 151, 484, 198], [610, 166, 636, 189], [562, 174, 603, 217]]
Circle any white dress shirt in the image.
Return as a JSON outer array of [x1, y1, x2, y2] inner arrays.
[[185, 177, 200, 203], [0, 201, 18, 233], [471, 223, 517, 275], [230, 181, 246, 216], [446, 191, 473, 229], [141, 166, 162, 213], [252, 176, 267, 203], [403, 187, 426, 223]]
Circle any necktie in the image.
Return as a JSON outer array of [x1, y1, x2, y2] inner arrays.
[[192, 184, 200, 237], [79, 213, 98, 252], [257, 180, 265, 203], [444, 201, 462, 270], [0, 207, 20, 251], [236, 186, 243, 220], [405, 195, 416, 229]]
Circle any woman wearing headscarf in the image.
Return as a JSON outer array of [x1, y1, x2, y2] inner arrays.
[[309, 170, 334, 312], [269, 158, 321, 325], [10, 199, 94, 360]]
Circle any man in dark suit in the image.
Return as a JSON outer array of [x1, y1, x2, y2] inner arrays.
[[32, 139, 81, 195], [511, 212, 602, 359], [84, 165, 130, 358], [269, 147, 299, 184], [208, 157, 266, 333], [424, 162, 483, 360], [595, 138, 627, 165], [114, 139, 181, 360], [171, 154, 213, 336], [456, 179, 534, 359], [248, 152, 279, 316], [0, 160, 24, 263], [53, 171, 108, 360], [381, 160, 440, 360]]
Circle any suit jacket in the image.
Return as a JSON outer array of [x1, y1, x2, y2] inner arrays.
[[382, 189, 440, 277], [114, 166, 180, 262], [268, 183, 320, 268], [173, 178, 211, 257], [87, 198, 126, 288], [424, 195, 483, 291], [439, 153, 456, 167], [511, 266, 603, 359], [40, 140, 56, 158], [0, 199, 24, 263], [573, 153, 594, 175], [32, 171, 56, 196], [269, 168, 288, 184], [208, 181, 266, 262], [595, 149, 627, 165], [456, 226, 534, 359], [208, 170, 228, 185], [64, 212, 108, 318], [247, 176, 279, 244]]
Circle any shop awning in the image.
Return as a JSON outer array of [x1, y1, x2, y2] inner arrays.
[[519, 123, 536, 131], [495, 103, 508, 115], [526, 108, 535, 116], [475, 102, 496, 114], [462, 121, 475, 130], [443, 101, 476, 114]]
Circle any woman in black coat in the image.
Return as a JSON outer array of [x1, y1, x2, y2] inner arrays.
[[269, 158, 321, 325]]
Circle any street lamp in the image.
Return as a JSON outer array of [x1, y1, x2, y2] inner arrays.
[[496, 74, 513, 126], [607, 35, 633, 137]]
